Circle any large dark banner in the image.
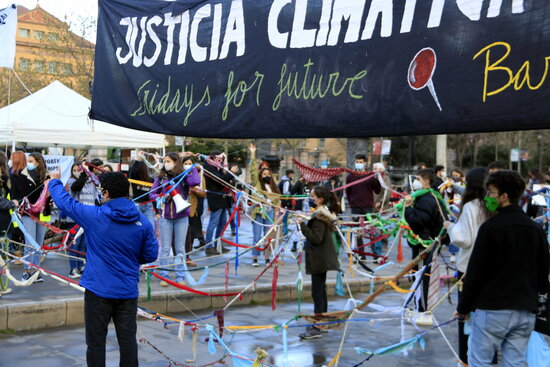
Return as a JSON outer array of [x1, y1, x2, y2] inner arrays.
[[90, 0, 550, 138]]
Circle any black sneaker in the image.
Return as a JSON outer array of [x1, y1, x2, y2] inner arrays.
[[265, 259, 270, 267], [291, 242, 298, 252], [300, 326, 323, 340], [33, 273, 44, 283], [252, 259, 259, 267], [69, 269, 81, 279]]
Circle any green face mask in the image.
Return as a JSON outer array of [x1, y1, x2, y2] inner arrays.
[[484, 196, 499, 212]]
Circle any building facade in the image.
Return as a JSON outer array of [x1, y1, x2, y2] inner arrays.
[[0, 4, 94, 107]]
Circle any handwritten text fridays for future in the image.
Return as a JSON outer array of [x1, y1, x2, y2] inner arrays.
[[114, 0, 526, 67]]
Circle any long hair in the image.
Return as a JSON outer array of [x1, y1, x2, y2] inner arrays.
[[11, 151, 26, 174], [258, 167, 280, 194], [312, 185, 341, 215], [460, 167, 490, 219], [0, 151, 8, 178], [130, 160, 152, 182], [0, 151, 9, 190], [29, 152, 47, 183], [159, 152, 183, 178]]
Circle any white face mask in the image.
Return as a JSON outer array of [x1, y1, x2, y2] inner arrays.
[[72, 170, 80, 178], [183, 164, 192, 171], [164, 162, 175, 172], [412, 179, 423, 191]]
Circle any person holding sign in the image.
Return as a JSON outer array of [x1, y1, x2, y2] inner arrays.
[[65, 162, 99, 279]]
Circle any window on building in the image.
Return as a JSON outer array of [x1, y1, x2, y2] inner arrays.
[[18, 58, 31, 71], [34, 60, 45, 73], [48, 62, 59, 75], [61, 63, 73, 75], [18, 28, 30, 38], [47, 32, 59, 42], [319, 138, 325, 148], [33, 31, 44, 40]]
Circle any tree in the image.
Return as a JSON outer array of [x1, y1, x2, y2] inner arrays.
[[0, 9, 95, 108]]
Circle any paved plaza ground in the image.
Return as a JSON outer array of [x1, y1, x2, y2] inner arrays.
[[0, 214, 465, 366]]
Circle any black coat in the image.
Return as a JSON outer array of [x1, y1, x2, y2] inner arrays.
[[457, 205, 550, 315], [11, 169, 51, 216], [290, 180, 308, 211], [0, 175, 14, 233], [203, 162, 233, 211], [404, 192, 445, 242], [299, 206, 339, 275]]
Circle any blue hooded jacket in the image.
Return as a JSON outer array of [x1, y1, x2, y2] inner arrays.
[[49, 179, 158, 299]]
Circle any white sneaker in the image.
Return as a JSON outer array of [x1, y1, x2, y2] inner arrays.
[[69, 269, 81, 279]]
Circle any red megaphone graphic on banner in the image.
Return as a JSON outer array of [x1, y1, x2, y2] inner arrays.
[[408, 47, 442, 111]]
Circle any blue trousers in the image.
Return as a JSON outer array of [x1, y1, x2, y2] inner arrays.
[[469, 309, 535, 367], [205, 208, 227, 248]]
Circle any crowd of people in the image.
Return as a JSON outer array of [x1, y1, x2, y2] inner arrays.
[[0, 146, 549, 366]]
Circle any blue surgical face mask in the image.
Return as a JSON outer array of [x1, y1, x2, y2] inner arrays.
[[27, 163, 35, 171], [354, 163, 365, 170]]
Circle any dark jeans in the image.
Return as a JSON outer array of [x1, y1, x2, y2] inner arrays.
[[457, 271, 468, 364], [186, 215, 206, 253], [84, 289, 138, 367], [311, 272, 328, 314]]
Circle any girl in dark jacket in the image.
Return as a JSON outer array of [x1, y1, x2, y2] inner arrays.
[[298, 185, 340, 340], [11, 152, 51, 283], [404, 168, 446, 311]]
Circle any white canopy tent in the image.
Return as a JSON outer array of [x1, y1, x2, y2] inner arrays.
[[0, 80, 165, 149]]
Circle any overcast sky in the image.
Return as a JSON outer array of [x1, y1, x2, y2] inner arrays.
[[2, 1, 98, 41]]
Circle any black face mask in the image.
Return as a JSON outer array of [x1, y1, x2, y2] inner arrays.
[[262, 176, 271, 183], [309, 198, 317, 209]]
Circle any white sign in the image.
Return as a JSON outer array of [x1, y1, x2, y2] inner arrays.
[[510, 148, 519, 162], [43, 155, 75, 185], [175, 136, 184, 146], [0, 4, 17, 68], [382, 140, 392, 155]]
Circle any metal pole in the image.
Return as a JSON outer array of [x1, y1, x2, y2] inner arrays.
[[436, 134, 447, 168], [537, 131, 542, 172], [518, 131, 521, 175]]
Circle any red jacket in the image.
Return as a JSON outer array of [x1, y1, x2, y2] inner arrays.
[[345, 173, 381, 209]]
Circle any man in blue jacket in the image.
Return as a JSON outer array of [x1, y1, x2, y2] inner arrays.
[[49, 171, 158, 367]]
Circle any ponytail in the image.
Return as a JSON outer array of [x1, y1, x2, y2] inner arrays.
[[312, 185, 341, 214]]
